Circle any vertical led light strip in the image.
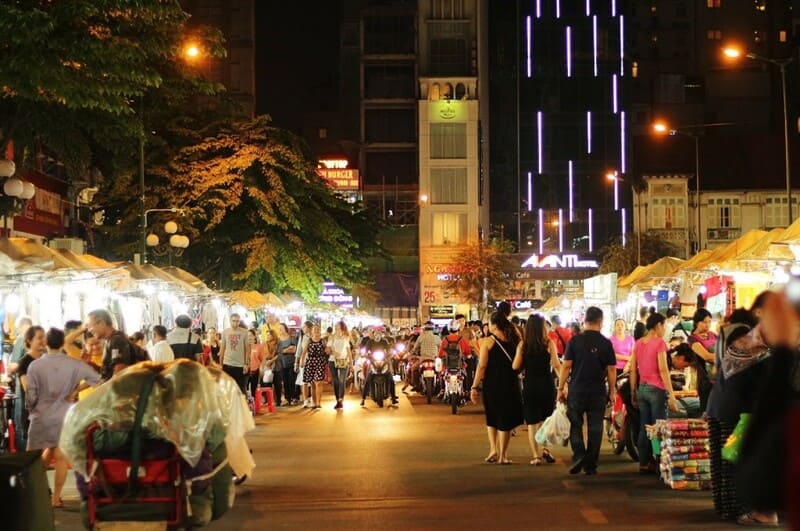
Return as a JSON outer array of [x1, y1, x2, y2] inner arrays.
[[620, 15, 625, 76], [537, 111, 543, 174], [614, 175, 619, 211], [592, 16, 598, 76], [566, 26, 572, 78], [611, 0, 616, 17], [526, 16, 532, 78], [620, 111, 627, 173], [538, 209, 544, 255], [586, 0, 590, 16], [556, 0, 561, 19], [527, 171, 533, 212], [536, 0, 541, 18], [612, 74, 618, 114], [558, 209, 564, 252], [621, 207, 627, 247], [568, 160, 575, 222], [588, 208, 594, 252], [586, 111, 592, 153]]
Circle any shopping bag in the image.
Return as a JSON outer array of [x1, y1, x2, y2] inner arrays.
[[262, 368, 274, 384], [722, 412, 751, 463], [295, 368, 304, 386], [535, 403, 571, 446]]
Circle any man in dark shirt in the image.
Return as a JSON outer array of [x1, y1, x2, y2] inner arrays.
[[88, 309, 135, 380], [167, 314, 203, 362], [558, 306, 617, 475]]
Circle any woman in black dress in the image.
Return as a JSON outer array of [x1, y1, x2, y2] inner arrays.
[[470, 312, 523, 465], [513, 315, 561, 465], [300, 324, 327, 408]]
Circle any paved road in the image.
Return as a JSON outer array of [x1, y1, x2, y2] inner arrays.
[[55, 384, 743, 530]]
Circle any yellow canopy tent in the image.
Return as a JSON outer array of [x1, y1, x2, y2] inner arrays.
[[617, 265, 648, 288], [693, 229, 768, 269], [227, 290, 268, 309], [264, 292, 285, 308], [161, 266, 211, 293], [720, 228, 790, 265], [626, 256, 686, 290]]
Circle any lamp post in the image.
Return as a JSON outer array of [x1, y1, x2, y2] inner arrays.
[[143, 208, 186, 263], [146, 218, 190, 266], [723, 46, 793, 223], [0, 160, 36, 235]]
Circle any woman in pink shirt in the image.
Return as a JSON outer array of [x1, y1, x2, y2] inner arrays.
[[610, 318, 635, 374], [248, 329, 266, 401], [629, 313, 679, 473]]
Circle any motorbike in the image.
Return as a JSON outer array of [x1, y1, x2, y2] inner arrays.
[[391, 340, 407, 383], [354, 347, 370, 394], [442, 351, 467, 415], [367, 349, 392, 407], [420, 358, 438, 404], [606, 372, 639, 461]]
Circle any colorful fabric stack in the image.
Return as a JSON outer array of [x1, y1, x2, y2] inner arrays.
[[658, 419, 712, 490]]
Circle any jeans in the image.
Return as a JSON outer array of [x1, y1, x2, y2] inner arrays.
[[637, 383, 667, 466], [223, 364, 248, 395], [567, 394, 607, 472], [330, 362, 347, 401]]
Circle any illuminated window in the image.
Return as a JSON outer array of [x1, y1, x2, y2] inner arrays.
[[430, 168, 467, 204], [706, 30, 722, 40], [708, 197, 740, 228], [651, 198, 686, 229], [780, 30, 788, 43], [432, 212, 468, 245], [707, 0, 721, 7], [632, 61, 639, 78], [430, 123, 467, 159]]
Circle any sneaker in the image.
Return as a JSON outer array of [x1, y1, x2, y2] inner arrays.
[[303, 399, 310, 408], [391, 398, 399, 405], [360, 399, 365, 406]]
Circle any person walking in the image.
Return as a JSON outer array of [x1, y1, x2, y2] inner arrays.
[[218, 313, 251, 394], [629, 312, 680, 474], [327, 321, 352, 410], [513, 314, 561, 465], [296, 321, 314, 408], [26, 328, 101, 508], [274, 323, 297, 406], [248, 328, 267, 401], [149, 325, 174, 363], [549, 315, 573, 358], [610, 317, 635, 375], [557, 306, 616, 475], [300, 324, 327, 408], [470, 312, 523, 465], [13, 325, 45, 452], [167, 314, 203, 362]]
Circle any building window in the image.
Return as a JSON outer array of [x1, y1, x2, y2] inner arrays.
[[707, 0, 721, 7], [430, 0, 465, 19], [429, 21, 470, 76], [780, 30, 788, 43], [707, 30, 722, 40], [708, 197, 740, 228], [632, 61, 639, 78], [430, 123, 467, 159], [430, 168, 467, 204], [765, 196, 798, 227], [432, 212, 468, 245], [651, 198, 686, 229]]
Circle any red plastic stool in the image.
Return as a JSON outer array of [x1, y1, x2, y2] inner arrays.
[[254, 387, 275, 414]]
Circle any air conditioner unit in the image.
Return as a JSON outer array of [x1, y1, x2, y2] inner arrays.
[[49, 238, 85, 254]]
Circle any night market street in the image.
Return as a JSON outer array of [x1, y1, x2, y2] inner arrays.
[[54, 384, 741, 531]]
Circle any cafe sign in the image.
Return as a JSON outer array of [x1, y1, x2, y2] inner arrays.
[[521, 254, 598, 269], [429, 305, 455, 318]]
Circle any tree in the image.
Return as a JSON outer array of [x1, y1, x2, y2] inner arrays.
[[445, 239, 515, 313], [597, 232, 681, 276], [129, 115, 385, 300]]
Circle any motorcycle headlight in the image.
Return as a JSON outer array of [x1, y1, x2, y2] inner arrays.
[[373, 350, 385, 361], [396, 343, 406, 352]]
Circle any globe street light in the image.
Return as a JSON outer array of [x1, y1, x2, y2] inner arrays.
[[723, 45, 794, 223], [147, 219, 190, 266], [0, 159, 36, 234]]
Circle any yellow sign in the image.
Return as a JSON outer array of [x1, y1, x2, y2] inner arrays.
[[429, 100, 466, 122]]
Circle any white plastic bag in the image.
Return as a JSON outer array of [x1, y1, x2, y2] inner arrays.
[[295, 367, 304, 386], [535, 402, 571, 446], [262, 368, 274, 384]]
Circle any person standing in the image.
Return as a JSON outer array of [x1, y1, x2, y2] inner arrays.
[[8, 316, 33, 373], [274, 323, 297, 406], [167, 314, 203, 362], [689, 308, 717, 364], [633, 306, 648, 340], [548, 315, 572, 358], [300, 324, 327, 408], [26, 328, 101, 508], [629, 313, 679, 474], [149, 325, 174, 363], [87, 309, 136, 380], [610, 318, 635, 375], [558, 306, 616, 475], [327, 321, 352, 410], [204, 327, 222, 366], [247, 329, 266, 400], [513, 315, 561, 465], [218, 313, 251, 394], [470, 312, 523, 465], [13, 325, 45, 452], [296, 321, 314, 408]]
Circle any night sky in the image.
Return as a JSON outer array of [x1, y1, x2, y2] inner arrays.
[[255, 1, 342, 134]]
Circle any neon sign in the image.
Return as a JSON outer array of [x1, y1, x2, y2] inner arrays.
[[318, 282, 354, 308], [521, 254, 598, 269]]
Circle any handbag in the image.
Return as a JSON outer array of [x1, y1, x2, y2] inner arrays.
[[334, 358, 349, 369], [261, 368, 274, 384], [722, 412, 751, 463]]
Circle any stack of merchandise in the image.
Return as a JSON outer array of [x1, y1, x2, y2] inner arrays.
[[657, 418, 712, 490]]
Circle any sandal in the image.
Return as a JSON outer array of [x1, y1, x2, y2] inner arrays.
[[52, 497, 64, 509], [736, 512, 779, 527], [530, 457, 543, 466], [499, 459, 513, 465], [541, 449, 556, 464], [484, 454, 498, 463]]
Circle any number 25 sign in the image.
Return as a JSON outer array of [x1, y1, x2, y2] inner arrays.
[[423, 290, 437, 303]]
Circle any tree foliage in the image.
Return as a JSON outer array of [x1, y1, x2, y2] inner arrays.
[[597, 232, 681, 276], [445, 239, 515, 307]]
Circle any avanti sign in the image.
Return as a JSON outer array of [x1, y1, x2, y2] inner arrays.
[[521, 254, 599, 269]]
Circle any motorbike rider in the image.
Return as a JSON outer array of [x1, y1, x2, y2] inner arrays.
[[360, 327, 399, 406], [405, 321, 440, 392], [438, 319, 471, 364]]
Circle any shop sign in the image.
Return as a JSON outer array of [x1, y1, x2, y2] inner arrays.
[[318, 281, 354, 308], [429, 100, 467, 122], [507, 299, 535, 310], [429, 305, 455, 317], [317, 159, 360, 190], [521, 254, 598, 269]]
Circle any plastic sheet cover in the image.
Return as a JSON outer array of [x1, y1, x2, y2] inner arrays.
[[60, 360, 255, 478]]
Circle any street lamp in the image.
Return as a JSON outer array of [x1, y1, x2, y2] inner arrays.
[[143, 208, 186, 263], [723, 45, 793, 223], [147, 218, 190, 266], [0, 160, 36, 234]]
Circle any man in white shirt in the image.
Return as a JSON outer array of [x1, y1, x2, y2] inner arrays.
[[149, 325, 174, 363]]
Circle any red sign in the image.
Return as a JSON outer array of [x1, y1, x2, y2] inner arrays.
[[317, 168, 360, 191], [12, 170, 66, 237]]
